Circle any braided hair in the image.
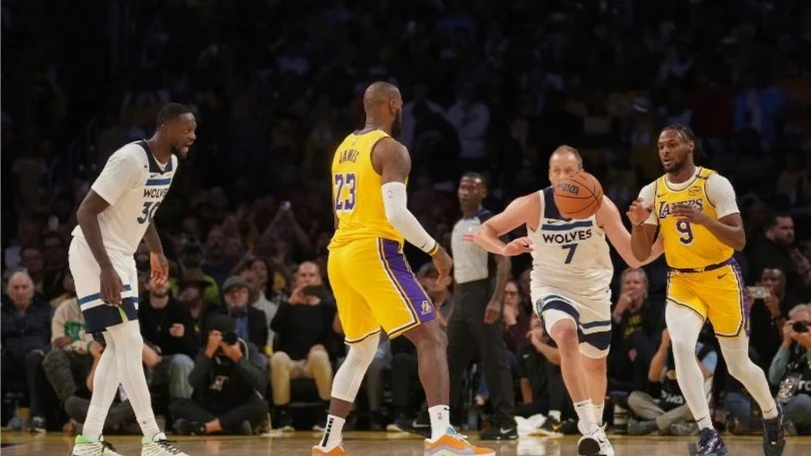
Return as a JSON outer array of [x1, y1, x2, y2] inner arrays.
[[660, 124, 707, 163]]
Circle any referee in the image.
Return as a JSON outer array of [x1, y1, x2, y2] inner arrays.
[[448, 172, 516, 440]]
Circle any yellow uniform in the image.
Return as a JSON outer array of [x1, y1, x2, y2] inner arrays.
[[328, 129, 436, 344], [648, 167, 748, 337]]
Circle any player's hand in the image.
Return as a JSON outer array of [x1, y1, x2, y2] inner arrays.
[[669, 204, 711, 225], [626, 198, 653, 226], [206, 330, 223, 358], [431, 246, 453, 284], [501, 237, 533, 256], [99, 266, 125, 306], [169, 323, 185, 338], [150, 252, 170, 287], [220, 341, 243, 362], [483, 299, 502, 324]]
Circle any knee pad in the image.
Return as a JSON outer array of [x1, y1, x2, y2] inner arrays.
[[332, 333, 380, 402]]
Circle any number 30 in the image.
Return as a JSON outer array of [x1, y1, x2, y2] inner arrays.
[[334, 173, 356, 213], [676, 220, 694, 245], [137, 201, 160, 224]]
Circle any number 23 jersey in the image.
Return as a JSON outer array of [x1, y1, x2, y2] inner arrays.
[[638, 167, 738, 270], [329, 129, 404, 250], [71, 140, 177, 256]]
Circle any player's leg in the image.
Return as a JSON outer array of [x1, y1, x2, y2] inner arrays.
[[314, 244, 380, 454], [578, 300, 612, 426], [82, 332, 121, 438], [706, 264, 784, 455]]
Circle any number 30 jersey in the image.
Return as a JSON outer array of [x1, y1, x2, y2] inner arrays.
[[71, 140, 177, 256], [527, 187, 613, 297], [328, 129, 404, 250], [638, 167, 738, 270]]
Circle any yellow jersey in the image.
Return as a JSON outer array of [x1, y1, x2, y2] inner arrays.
[[654, 167, 733, 270], [328, 129, 404, 249]]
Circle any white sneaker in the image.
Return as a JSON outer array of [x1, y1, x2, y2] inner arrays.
[[141, 433, 189, 456], [577, 423, 610, 456], [71, 435, 123, 456]]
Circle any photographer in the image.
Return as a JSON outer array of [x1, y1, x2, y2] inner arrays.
[[768, 304, 811, 435], [170, 315, 268, 435], [749, 268, 801, 370], [172, 236, 221, 308]]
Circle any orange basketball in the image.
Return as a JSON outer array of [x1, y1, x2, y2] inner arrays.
[[552, 171, 604, 219]]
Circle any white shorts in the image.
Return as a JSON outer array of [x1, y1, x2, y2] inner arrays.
[[531, 285, 612, 358], [68, 237, 140, 333]]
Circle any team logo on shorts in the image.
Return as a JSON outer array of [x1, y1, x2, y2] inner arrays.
[[420, 300, 432, 315]]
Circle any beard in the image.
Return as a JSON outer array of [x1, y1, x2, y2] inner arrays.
[[663, 156, 687, 173], [391, 113, 402, 139], [170, 144, 187, 159]]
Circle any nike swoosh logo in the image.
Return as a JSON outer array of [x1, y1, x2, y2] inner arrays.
[[149, 173, 160, 178], [500, 428, 514, 434], [718, 273, 728, 279], [412, 421, 430, 428], [656, 194, 665, 198]]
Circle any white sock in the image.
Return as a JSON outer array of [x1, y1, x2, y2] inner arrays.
[[429, 405, 451, 440], [593, 402, 604, 426], [318, 415, 345, 450], [107, 322, 161, 440], [549, 410, 561, 422], [718, 336, 779, 420], [574, 400, 596, 430]]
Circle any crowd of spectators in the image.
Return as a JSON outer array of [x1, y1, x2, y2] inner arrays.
[[3, 0, 811, 437]]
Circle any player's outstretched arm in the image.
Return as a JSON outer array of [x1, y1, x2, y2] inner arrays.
[[598, 196, 662, 267], [473, 194, 538, 256], [373, 137, 453, 279]]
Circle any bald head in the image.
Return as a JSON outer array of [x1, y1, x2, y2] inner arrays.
[[362, 81, 403, 136], [296, 261, 322, 287], [7, 270, 34, 308]]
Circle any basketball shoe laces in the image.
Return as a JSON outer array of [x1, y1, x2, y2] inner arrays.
[[153, 439, 183, 455]]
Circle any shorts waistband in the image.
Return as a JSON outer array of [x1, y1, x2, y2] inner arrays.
[[669, 258, 732, 274]]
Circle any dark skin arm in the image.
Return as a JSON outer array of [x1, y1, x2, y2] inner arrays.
[[143, 224, 169, 286], [76, 191, 124, 305], [484, 255, 511, 324], [669, 207, 746, 251]]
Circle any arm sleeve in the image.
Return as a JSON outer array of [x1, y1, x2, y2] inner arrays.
[[637, 182, 658, 226], [382, 182, 437, 253], [706, 173, 740, 218], [91, 148, 143, 206]]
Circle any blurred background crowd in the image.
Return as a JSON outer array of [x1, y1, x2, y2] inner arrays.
[[3, 0, 811, 438]]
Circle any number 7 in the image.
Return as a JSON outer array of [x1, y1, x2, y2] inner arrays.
[[561, 243, 577, 264]]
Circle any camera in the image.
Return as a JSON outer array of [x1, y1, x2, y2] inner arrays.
[[748, 286, 771, 300], [792, 321, 809, 334], [180, 237, 205, 268]]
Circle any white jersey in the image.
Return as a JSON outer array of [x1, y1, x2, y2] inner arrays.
[[528, 187, 613, 298], [72, 140, 177, 256]]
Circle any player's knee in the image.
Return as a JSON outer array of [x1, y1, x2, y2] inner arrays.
[[549, 321, 578, 348], [582, 354, 607, 374], [670, 336, 695, 359]]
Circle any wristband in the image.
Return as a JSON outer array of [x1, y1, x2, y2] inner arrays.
[[427, 242, 440, 256]]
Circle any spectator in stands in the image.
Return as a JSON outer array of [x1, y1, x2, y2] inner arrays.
[[749, 268, 801, 370], [270, 261, 335, 431], [769, 304, 811, 435], [516, 312, 572, 435], [42, 288, 93, 424], [502, 280, 531, 355], [627, 328, 717, 436], [171, 315, 268, 435], [41, 232, 68, 302], [177, 279, 209, 345], [139, 277, 196, 401], [447, 83, 490, 170], [609, 268, 663, 393], [19, 246, 45, 297], [1, 270, 52, 431], [220, 276, 268, 359], [203, 226, 235, 286], [239, 263, 278, 348], [750, 213, 810, 299], [176, 237, 222, 307]]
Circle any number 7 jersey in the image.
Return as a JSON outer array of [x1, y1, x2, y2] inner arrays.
[[640, 167, 734, 270], [328, 129, 404, 250], [71, 140, 177, 256]]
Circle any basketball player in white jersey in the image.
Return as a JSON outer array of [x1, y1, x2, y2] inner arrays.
[[69, 103, 196, 456], [473, 146, 662, 456]]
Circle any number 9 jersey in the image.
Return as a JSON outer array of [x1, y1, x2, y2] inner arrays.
[[639, 167, 747, 337], [328, 129, 404, 250]]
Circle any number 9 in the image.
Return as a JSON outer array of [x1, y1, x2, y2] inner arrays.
[[676, 220, 694, 245]]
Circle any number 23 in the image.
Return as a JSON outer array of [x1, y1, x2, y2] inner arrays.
[[334, 173, 356, 213]]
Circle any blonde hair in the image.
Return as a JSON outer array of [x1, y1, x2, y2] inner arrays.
[[550, 145, 583, 169]]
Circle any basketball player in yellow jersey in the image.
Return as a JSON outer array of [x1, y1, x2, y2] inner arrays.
[[628, 124, 785, 456], [312, 82, 494, 456]]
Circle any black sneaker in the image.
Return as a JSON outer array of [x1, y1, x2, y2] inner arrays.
[[480, 423, 518, 441], [762, 404, 786, 456], [535, 416, 563, 436], [276, 410, 295, 432], [693, 427, 728, 455], [28, 416, 46, 433], [391, 412, 431, 438], [172, 418, 206, 435]]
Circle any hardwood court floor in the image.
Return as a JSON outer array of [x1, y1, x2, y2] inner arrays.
[[2, 431, 810, 455]]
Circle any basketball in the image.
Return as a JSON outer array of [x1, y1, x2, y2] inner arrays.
[[553, 171, 604, 219]]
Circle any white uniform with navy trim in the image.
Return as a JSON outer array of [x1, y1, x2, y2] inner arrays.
[[528, 187, 614, 358], [69, 140, 177, 333]]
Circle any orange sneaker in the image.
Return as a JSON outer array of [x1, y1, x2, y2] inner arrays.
[[311, 444, 351, 455], [424, 432, 495, 455]]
